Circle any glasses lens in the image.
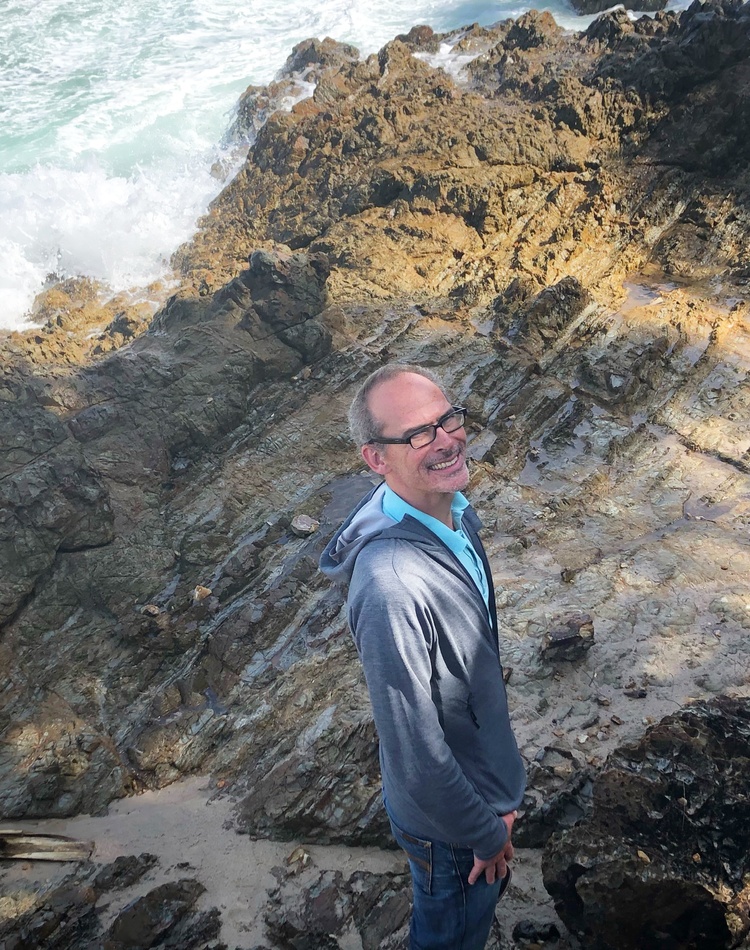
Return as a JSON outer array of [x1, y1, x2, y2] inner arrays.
[[442, 410, 465, 433], [410, 428, 435, 449]]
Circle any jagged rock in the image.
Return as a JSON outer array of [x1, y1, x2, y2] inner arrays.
[[4, 277, 158, 370], [571, 0, 666, 15], [513, 919, 561, 944], [515, 749, 594, 848], [542, 697, 750, 949], [92, 852, 158, 891], [0, 5, 748, 912], [105, 878, 208, 946], [227, 38, 361, 145], [0, 854, 214, 950], [264, 868, 410, 950], [541, 614, 595, 663]]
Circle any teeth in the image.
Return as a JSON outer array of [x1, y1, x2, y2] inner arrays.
[[430, 454, 459, 471]]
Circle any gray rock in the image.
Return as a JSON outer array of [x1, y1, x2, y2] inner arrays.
[[541, 615, 595, 663]]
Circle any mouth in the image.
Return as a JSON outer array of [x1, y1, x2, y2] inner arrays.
[[427, 451, 463, 472]]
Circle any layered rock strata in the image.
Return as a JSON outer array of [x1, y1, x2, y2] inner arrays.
[[1, 2, 750, 946]]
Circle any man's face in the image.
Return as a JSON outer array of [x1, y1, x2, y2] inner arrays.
[[361, 372, 469, 514]]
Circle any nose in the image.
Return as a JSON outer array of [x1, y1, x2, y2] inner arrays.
[[433, 422, 458, 450]]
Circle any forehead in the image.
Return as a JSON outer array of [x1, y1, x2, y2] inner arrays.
[[369, 373, 451, 433]]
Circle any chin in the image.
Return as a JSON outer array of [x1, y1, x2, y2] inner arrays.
[[435, 467, 469, 493]]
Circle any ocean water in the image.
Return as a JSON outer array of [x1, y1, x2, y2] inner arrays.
[[0, 0, 690, 331]]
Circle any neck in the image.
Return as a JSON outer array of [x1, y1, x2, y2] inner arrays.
[[389, 484, 455, 529], [428, 495, 455, 529]]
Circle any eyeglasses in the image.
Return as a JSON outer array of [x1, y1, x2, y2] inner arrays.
[[367, 407, 467, 449]]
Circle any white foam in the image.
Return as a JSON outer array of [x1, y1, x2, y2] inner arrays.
[[414, 41, 483, 80], [0, 155, 227, 331]]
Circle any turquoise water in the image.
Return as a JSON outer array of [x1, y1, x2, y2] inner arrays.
[[0, 0, 689, 330]]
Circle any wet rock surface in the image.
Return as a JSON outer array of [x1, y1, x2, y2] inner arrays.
[[1, 3, 750, 947]]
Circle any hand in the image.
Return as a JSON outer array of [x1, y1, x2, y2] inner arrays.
[[468, 810, 517, 885]]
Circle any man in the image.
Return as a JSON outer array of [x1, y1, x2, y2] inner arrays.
[[320, 364, 526, 950]]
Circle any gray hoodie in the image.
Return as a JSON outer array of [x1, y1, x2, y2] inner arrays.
[[320, 483, 526, 859]]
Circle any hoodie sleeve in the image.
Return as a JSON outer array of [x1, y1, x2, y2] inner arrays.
[[348, 541, 508, 860]]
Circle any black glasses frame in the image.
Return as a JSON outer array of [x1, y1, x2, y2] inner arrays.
[[367, 406, 467, 449]]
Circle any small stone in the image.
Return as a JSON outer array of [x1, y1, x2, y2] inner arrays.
[[637, 850, 651, 864], [286, 846, 312, 874], [192, 585, 212, 604], [152, 685, 182, 717], [595, 695, 611, 707], [541, 613, 595, 662], [611, 715, 623, 726], [693, 852, 702, 864], [291, 514, 320, 537], [141, 604, 161, 616]]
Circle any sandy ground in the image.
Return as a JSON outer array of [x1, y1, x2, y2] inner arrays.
[[2, 775, 567, 948]]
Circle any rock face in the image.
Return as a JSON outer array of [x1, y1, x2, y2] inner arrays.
[[1, 2, 750, 946], [542, 697, 750, 949], [0, 246, 332, 818], [0, 853, 219, 950], [265, 869, 410, 949]]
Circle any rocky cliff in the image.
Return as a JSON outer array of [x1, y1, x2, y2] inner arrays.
[[1, 2, 749, 947]]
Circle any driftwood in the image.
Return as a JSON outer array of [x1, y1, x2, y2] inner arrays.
[[0, 830, 93, 862]]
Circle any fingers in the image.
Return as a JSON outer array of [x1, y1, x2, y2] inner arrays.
[[469, 857, 498, 886], [475, 859, 507, 886]]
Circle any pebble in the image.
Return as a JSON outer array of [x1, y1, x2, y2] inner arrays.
[[291, 514, 320, 537], [192, 585, 212, 604]]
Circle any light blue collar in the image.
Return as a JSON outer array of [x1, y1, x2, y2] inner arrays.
[[381, 485, 489, 611]]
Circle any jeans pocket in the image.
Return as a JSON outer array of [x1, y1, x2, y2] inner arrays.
[[389, 819, 433, 896], [498, 865, 512, 902]]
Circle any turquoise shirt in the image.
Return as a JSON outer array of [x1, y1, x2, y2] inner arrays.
[[382, 485, 490, 614]]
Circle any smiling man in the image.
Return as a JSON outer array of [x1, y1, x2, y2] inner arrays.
[[320, 365, 526, 950]]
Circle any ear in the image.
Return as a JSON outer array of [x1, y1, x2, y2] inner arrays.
[[361, 442, 389, 476]]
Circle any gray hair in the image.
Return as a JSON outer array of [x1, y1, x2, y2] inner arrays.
[[348, 363, 448, 446]]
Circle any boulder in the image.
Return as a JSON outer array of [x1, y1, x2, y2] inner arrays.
[[542, 698, 750, 949]]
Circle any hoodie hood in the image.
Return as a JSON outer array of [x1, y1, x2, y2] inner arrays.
[[320, 482, 433, 585]]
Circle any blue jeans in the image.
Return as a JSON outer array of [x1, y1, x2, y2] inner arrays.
[[389, 817, 511, 950]]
